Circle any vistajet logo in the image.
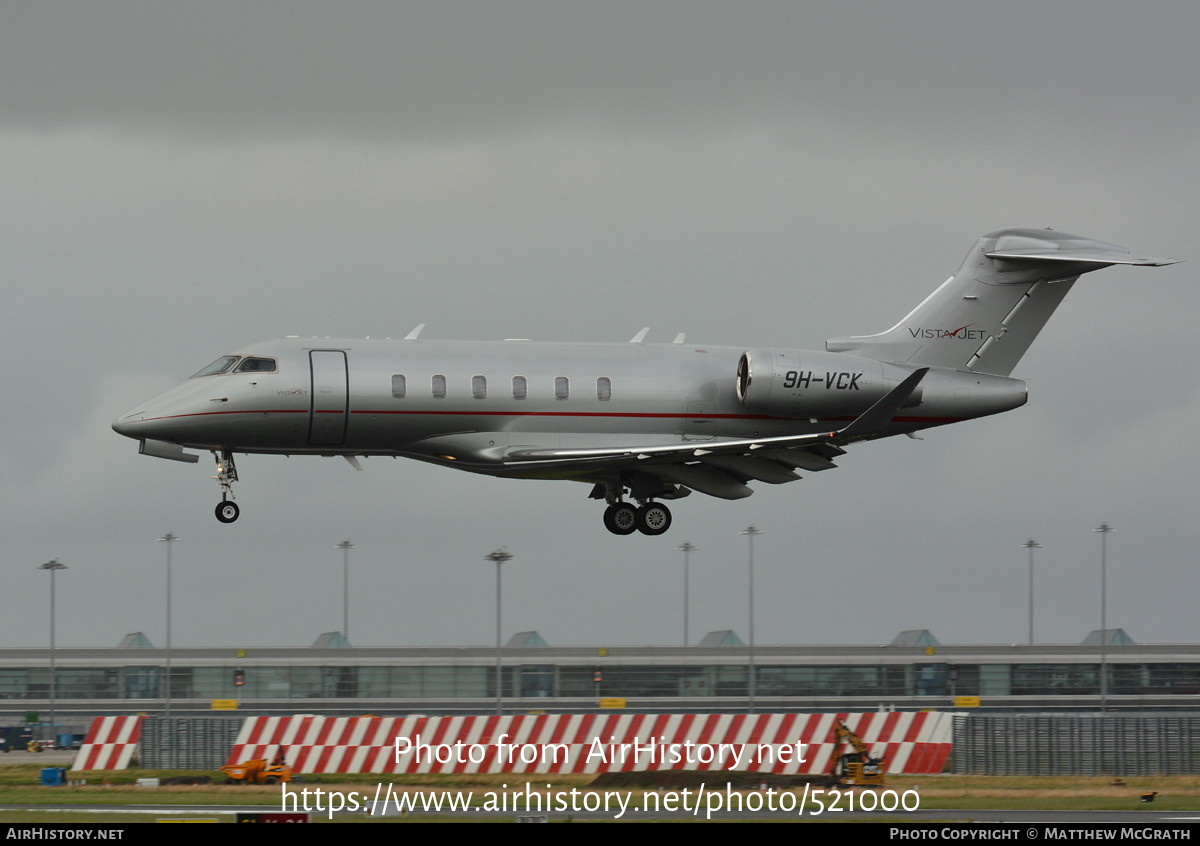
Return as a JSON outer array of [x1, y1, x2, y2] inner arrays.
[[908, 324, 987, 340]]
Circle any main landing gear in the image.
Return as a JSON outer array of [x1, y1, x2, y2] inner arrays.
[[602, 501, 672, 536], [593, 479, 685, 536], [212, 450, 240, 523]]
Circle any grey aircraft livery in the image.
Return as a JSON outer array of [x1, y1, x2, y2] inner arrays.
[[113, 229, 1178, 535]]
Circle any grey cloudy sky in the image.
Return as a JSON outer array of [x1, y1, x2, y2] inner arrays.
[[3, 1, 1197, 651]]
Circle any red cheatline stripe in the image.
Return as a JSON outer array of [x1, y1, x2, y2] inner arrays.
[[358, 409, 771, 419], [130, 408, 969, 424]]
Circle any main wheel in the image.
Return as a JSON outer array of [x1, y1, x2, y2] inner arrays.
[[603, 503, 638, 535], [636, 502, 672, 535], [215, 501, 240, 523]]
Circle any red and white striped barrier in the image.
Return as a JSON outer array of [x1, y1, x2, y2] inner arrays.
[[72, 716, 143, 771], [228, 712, 952, 775]]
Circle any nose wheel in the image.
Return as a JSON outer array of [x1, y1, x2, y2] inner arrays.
[[212, 450, 241, 523]]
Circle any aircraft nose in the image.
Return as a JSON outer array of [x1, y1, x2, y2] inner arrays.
[[112, 410, 143, 439]]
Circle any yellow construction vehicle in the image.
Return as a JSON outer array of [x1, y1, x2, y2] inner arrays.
[[220, 757, 292, 785], [827, 719, 886, 787]]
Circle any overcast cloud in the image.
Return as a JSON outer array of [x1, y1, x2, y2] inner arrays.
[[3, 2, 1197, 651]]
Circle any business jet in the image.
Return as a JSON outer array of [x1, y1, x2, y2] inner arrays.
[[113, 229, 1177, 535]]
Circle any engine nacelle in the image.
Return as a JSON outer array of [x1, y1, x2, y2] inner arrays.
[[735, 348, 922, 419]]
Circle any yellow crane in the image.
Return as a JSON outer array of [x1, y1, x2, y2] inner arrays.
[[828, 719, 886, 787]]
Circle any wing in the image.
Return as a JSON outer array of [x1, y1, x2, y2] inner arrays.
[[501, 368, 929, 499]]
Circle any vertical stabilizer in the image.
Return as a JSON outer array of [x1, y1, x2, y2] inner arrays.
[[826, 229, 1178, 376]]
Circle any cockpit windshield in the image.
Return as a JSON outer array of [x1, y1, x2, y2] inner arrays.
[[191, 356, 239, 378], [235, 357, 277, 373]]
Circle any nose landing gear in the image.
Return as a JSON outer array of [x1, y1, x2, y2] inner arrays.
[[212, 450, 240, 523]]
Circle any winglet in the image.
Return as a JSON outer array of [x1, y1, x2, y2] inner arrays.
[[404, 324, 426, 341], [837, 368, 929, 439], [629, 327, 650, 344]]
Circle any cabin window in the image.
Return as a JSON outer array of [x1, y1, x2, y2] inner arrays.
[[597, 376, 611, 401], [554, 376, 569, 400], [472, 375, 487, 399], [391, 374, 406, 398], [235, 356, 277, 373], [432, 374, 446, 398], [512, 376, 527, 399]]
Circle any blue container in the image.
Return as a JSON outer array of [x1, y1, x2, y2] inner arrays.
[[40, 767, 66, 786]]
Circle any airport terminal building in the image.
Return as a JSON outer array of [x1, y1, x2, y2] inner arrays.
[[3, 629, 1199, 721]]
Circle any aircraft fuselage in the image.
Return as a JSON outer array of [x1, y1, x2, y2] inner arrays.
[[114, 337, 1026, 481], [112, 229, 1178, 533]]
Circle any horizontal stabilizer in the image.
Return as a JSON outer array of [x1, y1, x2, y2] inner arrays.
[[827, 229, 1179, 375], [985, 247, 1180, 267]]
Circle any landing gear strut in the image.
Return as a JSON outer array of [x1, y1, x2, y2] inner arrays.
[[594, 480, 680, 536], [212, 450, 240, 523]]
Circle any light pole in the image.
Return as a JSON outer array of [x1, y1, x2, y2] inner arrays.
[[336, 540, 355, 640], [157, 533, 180, 719], [1022, 539, 1041, 644], [1094, 523, 1115, 713], [38, 560, 67, 743], [485, 548, 513, 716], [740, 526, 762, 714], [677, 542, 697, 646]]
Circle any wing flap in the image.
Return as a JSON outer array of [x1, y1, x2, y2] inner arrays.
[[501, 367, 929, 497], [697, 454, 801, 484], [656, 464, 754, 500], [753, 447, 837, 472]]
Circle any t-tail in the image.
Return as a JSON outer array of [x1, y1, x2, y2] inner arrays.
[[826, 228, 1180, 376]]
